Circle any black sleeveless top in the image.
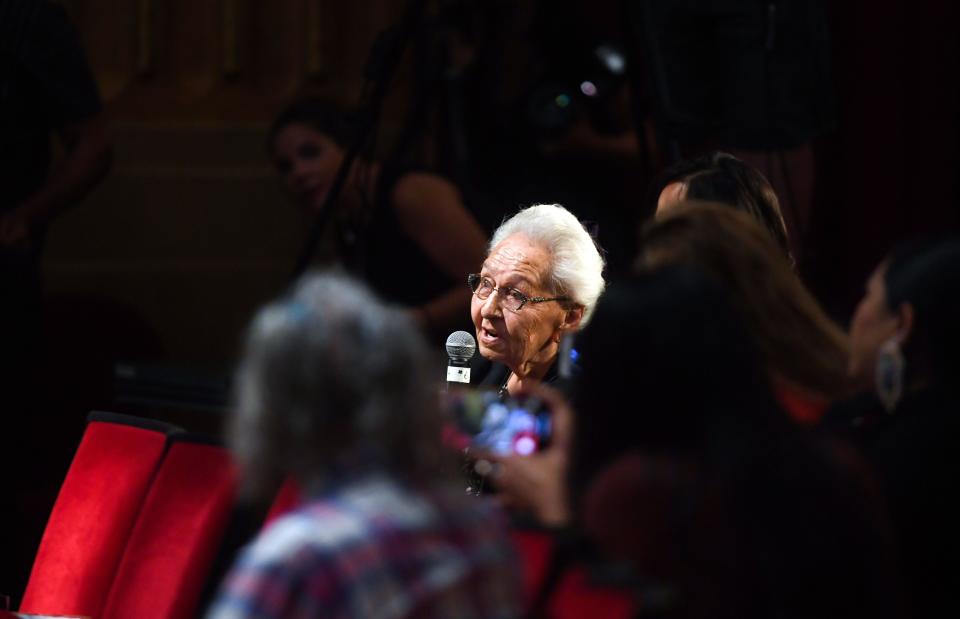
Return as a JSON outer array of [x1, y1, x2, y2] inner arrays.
[[337, 163, 456, 308]]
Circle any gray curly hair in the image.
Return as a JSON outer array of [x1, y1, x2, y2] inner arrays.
[[490, 204, 606, 327], [229, 271, 441, 497]]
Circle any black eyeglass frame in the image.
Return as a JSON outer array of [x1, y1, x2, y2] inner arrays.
[[467, 273, 571, 313]]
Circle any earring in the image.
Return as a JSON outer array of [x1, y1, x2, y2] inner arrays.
[[875, 338, 904, 413]]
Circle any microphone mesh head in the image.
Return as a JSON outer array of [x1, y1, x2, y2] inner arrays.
[[445, 330, 476, 363]]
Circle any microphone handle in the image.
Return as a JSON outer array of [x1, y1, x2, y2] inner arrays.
[[446, 359, 472, 385]]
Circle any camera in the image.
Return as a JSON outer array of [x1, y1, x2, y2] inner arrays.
[[525, 43, 628, 139]]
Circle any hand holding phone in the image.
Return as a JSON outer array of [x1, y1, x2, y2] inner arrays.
[[478, 383, 575, 527], [446, 389, 552, 456]]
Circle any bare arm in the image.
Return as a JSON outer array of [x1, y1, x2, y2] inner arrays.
[[392, 172, 488, 336], [0, 114, 112, 247]]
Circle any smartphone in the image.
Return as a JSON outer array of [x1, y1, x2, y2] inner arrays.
[[446, 388, 551, 456]]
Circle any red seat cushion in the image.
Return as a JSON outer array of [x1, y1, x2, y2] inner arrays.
[[20, 417, 170, 617], [547, 566, 636, 619], [101, 439, 239, 619]]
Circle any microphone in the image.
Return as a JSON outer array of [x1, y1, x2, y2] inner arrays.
[[445, 330, 476, 387]]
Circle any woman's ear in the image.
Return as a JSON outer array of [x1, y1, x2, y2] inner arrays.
[[895, 302, 915, 345], [551, 307, 584, 344], [562, 306, 585, 332]]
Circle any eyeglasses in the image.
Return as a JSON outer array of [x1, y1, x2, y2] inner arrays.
[[467, 273, 570, 313]]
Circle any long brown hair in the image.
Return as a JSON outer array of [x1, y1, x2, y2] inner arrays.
[[636, 202, 849, 400]]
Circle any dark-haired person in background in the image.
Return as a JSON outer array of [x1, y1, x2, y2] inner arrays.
[[653, 151, 793, 265], [634, 0, 833, 266], [827, 239, 960, 618], [1, 0, 111, 596], [0, 0, 111, 358], [268, 98, 487, 342]]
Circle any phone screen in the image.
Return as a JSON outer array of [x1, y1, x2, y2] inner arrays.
[[447, 389, 551, 456]]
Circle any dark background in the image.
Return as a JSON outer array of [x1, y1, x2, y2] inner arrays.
[[34, 0, 958, 372], [1, 0, 956, 599]]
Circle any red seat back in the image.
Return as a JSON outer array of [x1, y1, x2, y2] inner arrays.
[[101, 435, 239, 619], [19, 412, 175, 617]]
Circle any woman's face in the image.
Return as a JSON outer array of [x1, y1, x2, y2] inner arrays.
[[271, 123, 344, 212], [848, 263, 900, 386], [471, 233, 570, 376]]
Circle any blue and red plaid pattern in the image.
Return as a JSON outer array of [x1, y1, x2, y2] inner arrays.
[[207, 474, 520, 618]]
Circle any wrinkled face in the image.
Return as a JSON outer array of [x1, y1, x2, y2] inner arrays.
[[271, 123, 344, 212], [848, 263, 900, 386], [656, 181, 687, 216], [471, 234, 568, 375]]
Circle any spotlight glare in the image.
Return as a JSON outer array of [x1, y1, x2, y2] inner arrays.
[[596, 44, 626, 75]]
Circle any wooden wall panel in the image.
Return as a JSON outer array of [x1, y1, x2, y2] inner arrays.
[[43, 0, 409, 363], [56, 0, 407, 120], [62, 0, 139, 100]]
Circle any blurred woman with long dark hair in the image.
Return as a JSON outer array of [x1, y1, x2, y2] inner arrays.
[[571, 266, 900, 619], [635, 201, 849, 423]]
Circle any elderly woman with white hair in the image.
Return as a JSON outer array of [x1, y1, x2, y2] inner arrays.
[[465, 204, 604, 529], [469, 203, 605, 396]]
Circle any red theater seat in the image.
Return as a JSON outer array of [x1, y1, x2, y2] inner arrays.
[[101, 434, 239, 619], [19, 412, 178, 618]]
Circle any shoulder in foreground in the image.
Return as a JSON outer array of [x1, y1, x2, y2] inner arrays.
[[210, 476, 520, 618], [249, 476, 510, 561]]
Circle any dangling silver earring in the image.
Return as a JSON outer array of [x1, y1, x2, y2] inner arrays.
[[875, 338, 904, 412]]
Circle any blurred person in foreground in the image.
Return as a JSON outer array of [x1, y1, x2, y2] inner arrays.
[[826, 239, 960, 618], [269, 99, 487, 341], [572, 267, 900, 619], [207, 272, 519, 619], [635, 202, 849, 423]]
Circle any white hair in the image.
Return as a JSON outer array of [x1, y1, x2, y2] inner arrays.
[[230, 271, 442, 498], [490, 204, 605, 327]]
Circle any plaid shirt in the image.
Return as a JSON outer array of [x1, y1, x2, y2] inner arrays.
[[207, 474, 520, 619]]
